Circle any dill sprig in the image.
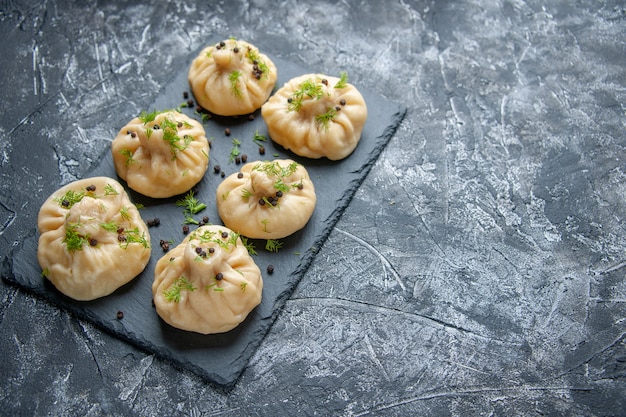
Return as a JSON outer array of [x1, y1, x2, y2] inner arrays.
[[119, 227, 150, 249], [163, 276, 196, 303], [288, 78, 325, 112], [229, 70, 242, 98], [103, 184, 119, 195], [63, 223, 87, 251], [252, 129, 267, 146], [240, 236, 257, 256], [334, 71, 349, 89], [229, 138, 241, 162], [138, 109, 160, 124], [55, 189, 86, 209], [315, 107, 338, 130], [265, 239, 283, 253], [175, 190, 207, 215], [120, 149, 135, 166]]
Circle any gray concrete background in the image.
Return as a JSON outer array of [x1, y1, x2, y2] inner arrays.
[[1, 0, 625, 415]]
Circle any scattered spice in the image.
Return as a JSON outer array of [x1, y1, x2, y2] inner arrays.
[[146, 218, 160, 227], [116, 311, 124, 320], [267, 264, 274, 274]]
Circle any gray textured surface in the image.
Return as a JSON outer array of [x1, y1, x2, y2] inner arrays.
[[1, 0, 625, 416]]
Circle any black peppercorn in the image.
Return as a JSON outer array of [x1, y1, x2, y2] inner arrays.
[[267, 265, 274, 274], [86, 184, 96, 192], [182, 225, 189, 234], [215, 272, 224, 280], [117, 311, 124, 320], [237, 172, 244, 179]]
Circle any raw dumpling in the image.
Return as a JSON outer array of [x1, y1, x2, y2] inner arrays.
[[111, 110, 210, 198], [261, 72, 368, 160], [37, 177, 151, 301], [152, 225, 263, 334], [188, 38, 278, 116], [216, 159, 316, 239]]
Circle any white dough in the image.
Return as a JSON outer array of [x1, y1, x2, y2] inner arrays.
[[152, 225, 263, 334], [261, 73, 368, 160], [37, 177, 151, 301], [188, 38, 278, 116], [216, 159, 317, 239], [111, 110, 210, 198]]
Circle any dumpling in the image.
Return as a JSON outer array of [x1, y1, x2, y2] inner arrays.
[[152, 225, 263, 334], [111, 110, 210, 198], [188, 38, 278, 116], [216, 159, 316, 239], [261, 72, 368, 160], [37, 177, 151, 301]]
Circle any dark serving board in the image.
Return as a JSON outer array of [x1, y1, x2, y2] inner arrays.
[[3, 45, 406, 387]]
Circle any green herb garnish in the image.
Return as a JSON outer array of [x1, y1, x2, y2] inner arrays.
[[334, 71, 348, 89], [229, 70, 242, 98], [164, 276, 196, 303], [55, 189, 85, 209], [138, 109, 159, 124], [120, 149, 135, 166], [265, 239, 283, 253], [315, 107, 338, 130], [229, 138, 241, 162], [119, 227, 150, 249], [63, 223, 87, 252], [288, 78, 326, 112], [103, 184, 119, 195], [176, 190, 207, 215], [252, 129, 267, 146], [240, 236, 257, 256]]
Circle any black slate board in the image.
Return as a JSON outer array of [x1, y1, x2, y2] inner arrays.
[[3, 46, 406, 387]]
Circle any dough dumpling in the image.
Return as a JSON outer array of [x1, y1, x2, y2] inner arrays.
[[152, 225, 262, 334], [261, 72, 368, 160], [37, 177, 151, 301], [188, 38, 278, 116], [216, 159, 316, 239], [111, 110, 210, 198]]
